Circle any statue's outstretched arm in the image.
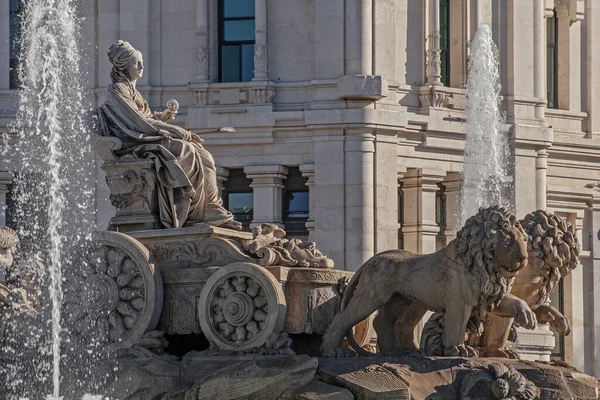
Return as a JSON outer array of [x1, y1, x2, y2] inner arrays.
[[533, 304, 570, 335], [490, 293, 537, 330]]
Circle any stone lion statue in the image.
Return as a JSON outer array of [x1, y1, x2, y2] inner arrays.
[[466, 210, 580, 358], [321, 206, 537, 357]]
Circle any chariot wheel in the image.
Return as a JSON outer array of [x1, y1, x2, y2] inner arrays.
[[198, 262, 286, 352], [63, 231, 163, 348]]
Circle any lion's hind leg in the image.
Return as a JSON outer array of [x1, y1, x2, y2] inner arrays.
[[375, 295, 427, 356], [321, 289, 385, 357]]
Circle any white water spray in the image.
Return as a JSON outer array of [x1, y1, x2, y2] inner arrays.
[[4, 0, 95, 398], [459, 24, 512, 226]]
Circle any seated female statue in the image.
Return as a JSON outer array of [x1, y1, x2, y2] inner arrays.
[[99, 40, 241, 230]]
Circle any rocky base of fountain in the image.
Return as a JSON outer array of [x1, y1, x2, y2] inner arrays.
[[103, 354, 599, 399]]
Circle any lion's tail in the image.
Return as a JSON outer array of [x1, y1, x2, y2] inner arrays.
[[341, 261, 376, 357]]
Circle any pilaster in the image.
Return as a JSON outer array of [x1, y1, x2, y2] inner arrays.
[[195, 0, 210, 82], [345, 0, 373, 75], [535, 149, 548, 210], [244, 165, 288, 229], [299, 164, 315, 241], [442, 172, 461, 242], [215, 166, 229, 199], [252, 0, 269, 81], [401, 168, 446, 254], [344, 130, 375, 270], [426, 0, 442, 86]]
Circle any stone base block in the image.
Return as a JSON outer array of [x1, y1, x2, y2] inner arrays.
[[337, 75, 388, 101], [281, 379, 355, 400]]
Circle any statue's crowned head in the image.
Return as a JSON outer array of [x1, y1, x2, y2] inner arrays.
[[108, 40, 143, 84]]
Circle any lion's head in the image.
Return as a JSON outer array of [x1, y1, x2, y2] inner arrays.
[[519, 210, 580, 304], [454, 206, 529, 319]]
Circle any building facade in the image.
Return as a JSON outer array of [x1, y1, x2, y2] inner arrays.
[[0, 0, 599, 377]]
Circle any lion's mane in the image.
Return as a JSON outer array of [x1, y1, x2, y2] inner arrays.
[[0, 226, 19, 251], [454, 205, 526, 320], [520, 210, 580, 304]]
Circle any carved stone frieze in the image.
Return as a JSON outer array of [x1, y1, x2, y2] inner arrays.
[[146, 236, 253, 267], [109, 169, 156, 211], [196, 45, 209, 77], [419, 85, 447, 108], [249, 88, 275, 104], [243, 223, 334, 269]]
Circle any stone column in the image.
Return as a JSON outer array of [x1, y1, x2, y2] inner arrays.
[[401, 168, 446, 254], [345, 0, 373, 75], [195, 0, 210, 82], [586, 0, 600, 137], [442, 172, 461, 242], [533, 0, 546, 124], [215, 166, 229, 199], [299, 164, 315, 241], [252, 0, 269, 81], [535, 149, 548, 210], [344, 130, 375, 270], [374, 131, 399, 253], [0, 171, 13, 226], [426, 0, 442, 86], [244, 165, 288, 229], [314, 132, 346, 268], [589, 198, 600, 377]]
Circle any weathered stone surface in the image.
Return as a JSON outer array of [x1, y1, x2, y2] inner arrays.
[[317, 356, 600, 400], [164, 355, 318, 399], [281, 379, 355, 400], [105, 356, 181, 399]]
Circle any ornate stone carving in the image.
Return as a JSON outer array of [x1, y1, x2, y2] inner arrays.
[[426, 31, 441, 83], [196, 45, 209, 77], [119, 330, 169, 359], [253, 43, 268, 79], [249, 88, 275, 104], [193, 90, 207, 106], [64, 231, 163, 349], [243, 224, 334, 269], [147, 236, 254, 267], [460, 363, 540, 399], [109, 169, 156, 211], [322, 206, 535, 358], [198, 262, 286, 352], [419, 85, 446, 108]]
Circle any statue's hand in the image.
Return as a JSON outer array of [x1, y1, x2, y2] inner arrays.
[[160, 109, 176, 122]]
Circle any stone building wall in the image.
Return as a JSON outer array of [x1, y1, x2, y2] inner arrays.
[[0, 0, 598, 377]]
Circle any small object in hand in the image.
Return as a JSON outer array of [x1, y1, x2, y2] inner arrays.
[[166, 99, 179, 114]]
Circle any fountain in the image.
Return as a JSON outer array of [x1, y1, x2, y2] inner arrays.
[[459, 24, 513, 226], [0, 0, 97, 398]]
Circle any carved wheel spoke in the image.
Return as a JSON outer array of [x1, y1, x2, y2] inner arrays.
[[64, 231, 162, 349], [199, 262, 286, 351]]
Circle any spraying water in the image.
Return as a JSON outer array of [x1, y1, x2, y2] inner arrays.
[[0, 0, 96, 398], [459, 24, 512, 227]]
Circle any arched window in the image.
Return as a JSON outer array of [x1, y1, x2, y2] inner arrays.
[[218, 0, 255, 82]]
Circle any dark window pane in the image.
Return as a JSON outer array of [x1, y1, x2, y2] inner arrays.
[[221, 45, 240, 82], [10, 14, 20, 59], [227, 192, 253, 221], [9, 0, 21, 12], [9, 58, 19, 90], [440, 28, 448, 49], [223, 0, 255, 18], [224, 20, 255, 42], [285, 191, 309, 219], [241, 44, 254, 82]]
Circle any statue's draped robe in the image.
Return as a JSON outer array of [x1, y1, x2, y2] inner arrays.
[[100, 82, 234, 228]]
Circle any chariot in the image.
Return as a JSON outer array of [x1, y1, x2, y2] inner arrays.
[[67, 134, 373, 355]]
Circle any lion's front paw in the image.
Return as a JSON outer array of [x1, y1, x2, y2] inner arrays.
[[480, 346, 520, 359], [443, 345, 479, 357], [323, 347, 358, 358], [513, 301, 537, 330]]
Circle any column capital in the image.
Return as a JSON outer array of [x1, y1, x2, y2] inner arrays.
[[244, 165, 288, 187]]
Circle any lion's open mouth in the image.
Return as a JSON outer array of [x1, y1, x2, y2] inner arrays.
[[500, 264, 519, 275]]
